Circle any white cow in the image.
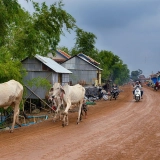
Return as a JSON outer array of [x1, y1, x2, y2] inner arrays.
[[0, 80, 23, 132], [49, 96, 87, 122], [48, 83, 85, 126]]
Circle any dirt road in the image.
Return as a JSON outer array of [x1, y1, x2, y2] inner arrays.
[[0, 85, 160, 160]]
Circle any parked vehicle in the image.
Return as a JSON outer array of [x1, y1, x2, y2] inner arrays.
[[154, 85, 158, 91], [85, 95, 98, 102], [98, 88, 109, 100], [154, 81, 160, 91], [85, 87, 109, 102]]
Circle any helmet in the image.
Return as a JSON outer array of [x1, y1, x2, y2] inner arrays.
[[136, 81, 139, 85]]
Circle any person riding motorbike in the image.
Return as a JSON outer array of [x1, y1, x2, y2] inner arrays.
[[133, 81, 143, 99], [111, 83, 119, 98]]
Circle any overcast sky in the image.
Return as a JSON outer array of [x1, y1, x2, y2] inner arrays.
[[18, 0, 160, 77]]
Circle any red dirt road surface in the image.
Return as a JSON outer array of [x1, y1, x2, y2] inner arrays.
[[0, 85, 160, 160]]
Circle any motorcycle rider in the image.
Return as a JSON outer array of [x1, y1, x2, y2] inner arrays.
[[111, 83, 119, 97], [133, 81, 143, 99]]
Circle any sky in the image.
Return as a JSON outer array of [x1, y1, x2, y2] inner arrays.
[[18, 0, 160, 77]]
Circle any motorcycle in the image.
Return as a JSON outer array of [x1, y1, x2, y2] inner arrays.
[[154, 83, 160, 91], [154, 85, 158, 91], [98, 88, 109, 101], [110, 87, 119, 101], [85, 95, 98, 102], [134, 87, 141, 102]]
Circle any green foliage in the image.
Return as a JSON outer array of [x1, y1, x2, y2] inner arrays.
[[70, 47, 79, 56], [26, 77, 52, 90], [131, 69, 143, 81], [32, 0, 76, 54], [72, 28, 97, 57], [0, 47, 26, 83], [0, 106, 12, 113], [0, 0, 22, 46], [96, 50, 130, 85]]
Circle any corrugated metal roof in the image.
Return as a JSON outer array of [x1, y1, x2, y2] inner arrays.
[[77, 55, 103, 71], [57, 50, 71, 59], [78, 53, 100, 65], [35, 54, 72, 74]]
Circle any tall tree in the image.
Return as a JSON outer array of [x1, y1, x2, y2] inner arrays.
[[97, 50, 115, 79], [97, 50, 130, 85], [32, 0, 76, 56], [71, 28, 97, 57], [131, 69, 143, 81]]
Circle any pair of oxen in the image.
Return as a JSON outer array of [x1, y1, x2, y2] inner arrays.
[[0, 80, 86, 133]]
